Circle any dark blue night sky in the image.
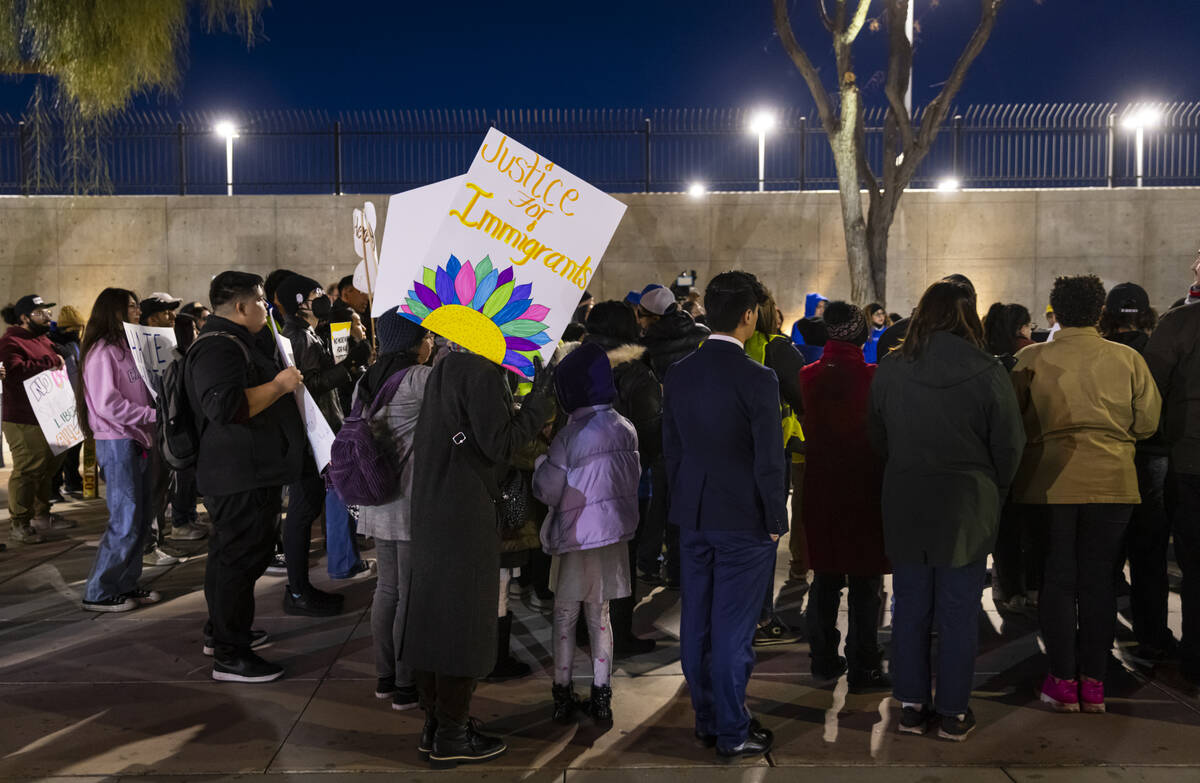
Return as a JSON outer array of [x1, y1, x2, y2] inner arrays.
[[1, 0, 1198, 115]]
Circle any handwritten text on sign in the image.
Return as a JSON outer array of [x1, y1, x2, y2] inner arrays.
[[24, 368, 84, 455], [123, 323, 178, 399]]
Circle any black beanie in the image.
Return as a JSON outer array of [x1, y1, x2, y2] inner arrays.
[[275, 275, 323, 317], [377, 306, 427, 354]]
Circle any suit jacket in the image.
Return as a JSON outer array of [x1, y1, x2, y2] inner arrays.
[[663, 338, 788, 536]]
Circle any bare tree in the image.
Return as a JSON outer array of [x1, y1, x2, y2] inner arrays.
[[773, 0, 1004, 305]]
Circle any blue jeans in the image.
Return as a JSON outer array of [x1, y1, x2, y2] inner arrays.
[[679, 528, 777, 749], [84, 439, 153, 602], [325, 486, 360, 578], [891, 559, 986, 717]]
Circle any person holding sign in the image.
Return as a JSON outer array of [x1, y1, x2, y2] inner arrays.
[[186, 272, 306, 683], [78, 289, 163, 613], [277, 273, 372, 610], [0, 294, 72, 545]]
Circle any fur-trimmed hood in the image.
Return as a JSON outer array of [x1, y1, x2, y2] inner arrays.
[[606, 343, 647, 368]]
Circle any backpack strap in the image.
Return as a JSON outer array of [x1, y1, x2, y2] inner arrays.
[[364, 366, 412, 419]]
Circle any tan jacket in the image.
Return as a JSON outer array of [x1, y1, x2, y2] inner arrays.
[[1011, 327, 1161, 504]]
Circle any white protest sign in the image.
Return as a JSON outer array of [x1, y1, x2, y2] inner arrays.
[[268, 319, 335, 473], [23, 367, 84, 455], [123, 323, 178, 399], [374, 129, 626, 378], [353, 202, 380, 296], [373, 176, 466, 318], [330, 322, 351, 363]]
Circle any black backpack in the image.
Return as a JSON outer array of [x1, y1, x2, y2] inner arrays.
[[158, 331, 250, 471]]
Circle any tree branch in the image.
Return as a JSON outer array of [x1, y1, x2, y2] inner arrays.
[[845, 0, 874, 41], [773, 0, 839, 136], [916, 0, 1004, 146], [855, 105, 881, 202], [883, 0, 915, 154], [817, 0, 835, 32]]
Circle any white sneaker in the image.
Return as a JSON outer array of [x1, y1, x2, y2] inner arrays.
[[11, 524, 44, 544], [169, 522, 207, 541], [143, 548, 180, 567]]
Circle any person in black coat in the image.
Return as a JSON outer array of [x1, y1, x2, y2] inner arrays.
[[876, 273, 976, 359], [402, 349, 553, 768], [664, 271, 787, 761], [186, 271, 306, 683], [582, 301, 662, 656]]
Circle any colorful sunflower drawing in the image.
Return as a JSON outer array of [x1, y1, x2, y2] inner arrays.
[[400, 254, 552, 377]]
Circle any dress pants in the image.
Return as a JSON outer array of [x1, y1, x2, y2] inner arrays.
[[284, 467, 325, 590], [679, 527, 777, 749], [204, 486, 281, 660], [416, 670, 475, 725], [1127, 455, 1173, 647]]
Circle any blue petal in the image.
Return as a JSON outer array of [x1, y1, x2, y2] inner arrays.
[[529, 332, 552, 346], [446, 254, 461, 280], [434, 266, 458, 306], [470, 269, 499, 311], [492, 298, 532, 325], [511, 283, 532, 303]]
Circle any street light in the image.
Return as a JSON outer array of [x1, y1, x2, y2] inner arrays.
[[1122, 107, 1160, 188], [214, 120, 239, 196], [748, 110, 776, 192], [936, 177, 961, 192], [687, 182, 707, 198]]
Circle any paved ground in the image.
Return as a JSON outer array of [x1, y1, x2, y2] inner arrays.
[[2, 472, 1200, 782]]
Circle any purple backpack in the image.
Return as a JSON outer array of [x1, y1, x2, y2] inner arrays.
[[329, 368, 412, 506]]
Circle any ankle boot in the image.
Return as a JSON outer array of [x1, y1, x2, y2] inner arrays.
[[418, 709, 437, 759], [486, 612, 532, 681], [587, 683, 613, 722], [428, 718, 507, 769], [552, 683, 578, 724]]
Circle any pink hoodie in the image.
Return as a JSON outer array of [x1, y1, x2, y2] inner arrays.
[[82, 340, 156, 449]]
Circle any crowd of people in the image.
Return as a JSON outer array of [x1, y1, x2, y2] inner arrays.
[[1, 255, 1199, 766]]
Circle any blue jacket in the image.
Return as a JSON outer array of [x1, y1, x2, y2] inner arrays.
[[862, 325, 887, 364], [791, 292, 829, 364], [662, 338, 789, 535]]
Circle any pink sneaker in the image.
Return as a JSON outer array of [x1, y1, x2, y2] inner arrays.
[[1079, 677, 1105, 714], [1039, 674, 1080, 712]]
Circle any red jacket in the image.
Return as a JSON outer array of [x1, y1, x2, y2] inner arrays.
[[0, 326, 62, 425], [799, 339, 889, 575]]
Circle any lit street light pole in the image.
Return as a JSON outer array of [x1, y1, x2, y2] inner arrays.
[[1122, 107, 1160, 188], [905, 0, 914, 115], [215, 121, 239, 196], [748, 111, 776, 192]]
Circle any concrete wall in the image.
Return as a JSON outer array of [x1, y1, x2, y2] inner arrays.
[[2, 188, 1196, 325]]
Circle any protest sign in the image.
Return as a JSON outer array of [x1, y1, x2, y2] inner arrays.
[[23, 368, 84, 455], [330, 322, 352, 363], [269, 319, 335, 473], [374, 129, 626, 378], [123, 323, 178, 398]]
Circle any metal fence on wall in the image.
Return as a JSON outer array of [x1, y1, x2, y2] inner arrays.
[[0, 102, 1197, 195]]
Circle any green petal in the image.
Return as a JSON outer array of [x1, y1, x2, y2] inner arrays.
[[482, 281, 514, 318], [406, 297, 432, 319], [475, 256, 493, 285], [422, 267, 436, 289], [499, 319, 549, 337]]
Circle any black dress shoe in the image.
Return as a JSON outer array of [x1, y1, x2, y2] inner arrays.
[[696, 718, 764, 748], [429, 719, 507, 769], [716, 726, 774, 761], [848, 668, 893, 693], [211, 651, 284, 683]]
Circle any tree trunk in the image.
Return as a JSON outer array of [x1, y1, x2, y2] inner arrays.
[[866, 198, 900, 307], [831, 89, 879, 306]]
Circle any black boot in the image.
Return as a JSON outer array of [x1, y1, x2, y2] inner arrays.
[[418, 709, 437, 760], [552, 683, 578, 724], [586, 683, 613, 723], [428, 719, 507, 769], [486, 612, 532, 681]]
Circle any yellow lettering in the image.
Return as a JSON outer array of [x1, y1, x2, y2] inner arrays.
[[571, 256, 593, 289], [560, 188, 579, 217], [479, 134, 508, 164], [543, 179, 562, 205], [559, 257, 581, 283], [449, 182, 493, 227], [543, 252, 566, 273]]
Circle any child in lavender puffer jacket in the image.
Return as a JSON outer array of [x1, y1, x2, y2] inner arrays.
[[533, 341, 640, 724]]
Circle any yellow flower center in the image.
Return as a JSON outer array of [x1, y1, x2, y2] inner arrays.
[[421, 304, 507, 364]]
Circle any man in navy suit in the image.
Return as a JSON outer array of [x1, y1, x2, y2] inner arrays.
[[662, 271, 788, 761]]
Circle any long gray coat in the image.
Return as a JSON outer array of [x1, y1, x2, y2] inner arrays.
[[401, 351, 552, 678]]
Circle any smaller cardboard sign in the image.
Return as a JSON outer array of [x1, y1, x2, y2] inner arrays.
[[269, 319, 336, 473], [330, 322, 352, 363], [23, 367, 85, 455], [123, 323, 178, 398]]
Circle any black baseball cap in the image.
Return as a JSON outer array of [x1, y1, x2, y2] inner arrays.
[[14, 294, 56, 318], [1105, 282, 1150, 315]]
